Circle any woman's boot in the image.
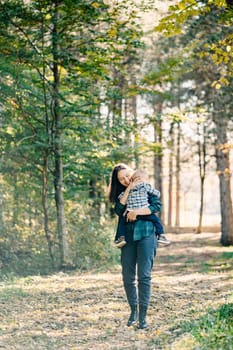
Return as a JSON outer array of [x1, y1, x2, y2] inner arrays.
[[127, 304, 138, 326], [138, 305, 148, 329]]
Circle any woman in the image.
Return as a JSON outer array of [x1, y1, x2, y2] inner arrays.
[[108, 163, 162, 329]]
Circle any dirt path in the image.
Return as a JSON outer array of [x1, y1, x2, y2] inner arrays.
[[0, 232, 232, 350]]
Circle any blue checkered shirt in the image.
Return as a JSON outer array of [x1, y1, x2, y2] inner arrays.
[[118, 182, 160, 211]]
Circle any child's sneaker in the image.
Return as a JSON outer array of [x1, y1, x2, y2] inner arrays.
[[158, 234, 171, 246], [114, 236, 127, 248]]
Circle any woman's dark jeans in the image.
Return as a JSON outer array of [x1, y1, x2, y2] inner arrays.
[[121, 233, 156, 307]]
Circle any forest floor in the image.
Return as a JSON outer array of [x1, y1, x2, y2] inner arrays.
[[0, 232, 232, 350]]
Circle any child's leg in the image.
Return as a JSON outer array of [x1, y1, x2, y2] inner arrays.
[[115, 216, 127, 241], [154, 219, 164, 235], [114, 216, 127, 247], [136, 214, 170, 245]]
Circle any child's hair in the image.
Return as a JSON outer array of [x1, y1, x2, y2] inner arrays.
[[131, 169, 148, 182]]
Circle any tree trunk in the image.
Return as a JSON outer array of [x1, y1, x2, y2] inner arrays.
[[112, 68, 124, 137], [13, 174, 18, 226], [167, 122, 174, 227], [0, 185, 3, 228], [132, 94, 139, 168], [175, 122, 181, 227], [52, 0, 69, 267], [213, 107, 233, 246], [196, 121, 207, 234], [152, 103, 163, 222], [42, 155, 55, 266], [40, 11, 55, 267], [0, 113, 4, 228], [89, 178, 102, 217]]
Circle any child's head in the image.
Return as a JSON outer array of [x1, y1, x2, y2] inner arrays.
[[131, 169, 148, 182]]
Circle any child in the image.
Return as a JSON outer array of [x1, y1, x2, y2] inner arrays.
[[114, 169, 170, 248]]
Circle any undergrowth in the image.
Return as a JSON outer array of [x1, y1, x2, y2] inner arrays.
[[182, 302, 233, 350]]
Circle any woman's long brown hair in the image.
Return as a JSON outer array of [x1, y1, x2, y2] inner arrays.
[[108, 163, 130, 203]]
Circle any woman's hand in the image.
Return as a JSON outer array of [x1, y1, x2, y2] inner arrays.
[[126, 207, 152, 222], [126, 210, 138, 222]]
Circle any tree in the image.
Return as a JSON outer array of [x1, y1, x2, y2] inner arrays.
[[154, 0, 233, 245], [196, 115, 207, 233], [0, 0, 146, 269], [175, 121, 181, 227], [213, 94, 233, 245], [141, 40, 182, 226]]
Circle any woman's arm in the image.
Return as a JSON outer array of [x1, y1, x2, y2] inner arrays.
[[126, 193, 162, 222], [126, 207, 151, 221], [114, 200, 126, 216]]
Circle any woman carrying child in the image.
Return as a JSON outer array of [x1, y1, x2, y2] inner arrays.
[[108, 163, 163, 329]]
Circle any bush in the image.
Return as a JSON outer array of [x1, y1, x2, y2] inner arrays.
[[70, 215, 120, 270], [0, 201, 121, 278]]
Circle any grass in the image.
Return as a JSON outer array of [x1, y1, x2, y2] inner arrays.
[[0, 287, 30, 302], [180, 302, 233, 350], [220, 251, 233, 259]]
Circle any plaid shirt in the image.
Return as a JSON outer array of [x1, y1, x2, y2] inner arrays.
[[118, 182, 160, 211]]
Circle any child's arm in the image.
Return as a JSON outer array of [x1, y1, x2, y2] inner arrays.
[[115, 184, 132, 216], [148, 192, 162, 213], [145, 183, 161, 198]]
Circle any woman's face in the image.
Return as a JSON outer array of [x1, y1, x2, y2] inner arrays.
[[117, 168, 132, 187]]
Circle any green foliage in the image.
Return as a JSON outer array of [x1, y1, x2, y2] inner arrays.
[[155, 0, 233, 87], [66, 201, 120, 270], [0, 0, 146, 269], [189, 303, 233, 350], [142, 57, 183, 85], [0, 223, 56, 278], [0, 199, 120, 278], [220, 251, 233, 259], [72, 218, 120, 271], [0, 287, 30, 302], [155, 0, 229, 36]]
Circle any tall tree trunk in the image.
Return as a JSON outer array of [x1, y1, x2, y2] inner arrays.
[[197, 175, 205, 234], [112, 68, 124, 137], [89, 178, 102, 217], [152, 103, 163, 222], [175, 122, 181, 227], [213, 105, 233, 246], [167, 122, 174, 227], [40, 9, 55, 266], [196, 121, 207, 234], [12, 174, 18, 226], [0, 114, 3, 228], [52, 0, 69, 267], [132, 94, 139, 168], [0, 183, 3, 228], [42, 155, 55, 266]]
